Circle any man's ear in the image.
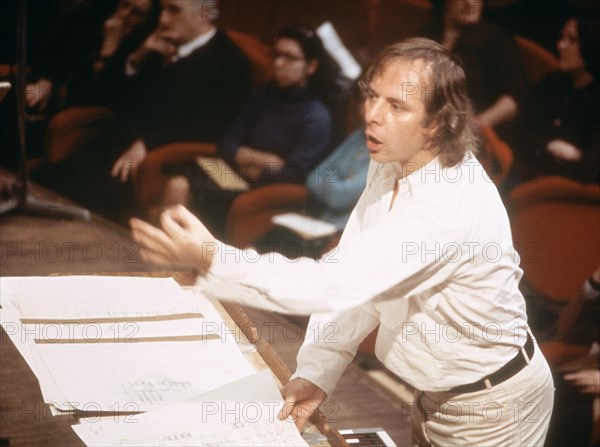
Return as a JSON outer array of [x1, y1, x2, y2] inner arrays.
[[424, 118, 438, 136]]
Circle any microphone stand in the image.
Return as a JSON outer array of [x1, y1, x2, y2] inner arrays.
[[0, 0, 91, 221]]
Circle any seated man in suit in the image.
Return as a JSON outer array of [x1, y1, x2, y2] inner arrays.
[[34, 0, 252, 221], [111, 0, 253, 183]]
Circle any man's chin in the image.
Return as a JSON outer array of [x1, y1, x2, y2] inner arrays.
[[368, 151, 385, 163]]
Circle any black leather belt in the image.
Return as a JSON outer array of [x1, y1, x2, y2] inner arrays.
[[448, 333, 535, 394]]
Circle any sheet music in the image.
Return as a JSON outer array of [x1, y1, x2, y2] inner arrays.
[[36, 338, 253, 411], [1, 304, 68, 409], [0, 276, 255, 411], [72, 370, 309, 446], [4, 276, 205, 320]]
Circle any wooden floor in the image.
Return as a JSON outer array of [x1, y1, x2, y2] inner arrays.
[[0, 173, 411, 446]]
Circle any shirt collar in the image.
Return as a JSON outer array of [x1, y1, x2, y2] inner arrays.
[[398, 155, 442, 194], [175, 27, 217, 61], [399, 152, 477, 195]]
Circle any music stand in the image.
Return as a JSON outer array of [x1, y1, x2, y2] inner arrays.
[[0, 0, 90, 221]]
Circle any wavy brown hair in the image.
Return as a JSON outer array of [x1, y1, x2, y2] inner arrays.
[[360, 37, 479, 166]]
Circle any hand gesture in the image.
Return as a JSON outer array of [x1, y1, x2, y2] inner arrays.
[[564, 369, 600, 395], [98, 13, 130, 62], [111, 139, 147, 183], [278, 378, 327, 431], [234, 146, 285, 182], [130, 205, 217, 272], [129, 29, 178, 67]]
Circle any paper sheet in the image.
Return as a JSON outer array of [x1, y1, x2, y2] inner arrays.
[[196, 157, 249, 192], [317, 22, 362, 80], [272, 212, 338, 239], [1, 276, 255, 411], [38, 337, 253, 411], [72, 370, 309, 446]]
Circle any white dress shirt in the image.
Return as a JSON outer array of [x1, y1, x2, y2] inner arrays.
[[196, 152, 529, 392]]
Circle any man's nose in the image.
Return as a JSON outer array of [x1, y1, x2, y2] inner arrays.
[[159, 11, 169, 27], [273, 56, 285, 70], [365, 100, 383, 124]]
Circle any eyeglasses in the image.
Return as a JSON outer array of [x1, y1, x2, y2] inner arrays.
[[271, 50, 306, 63]]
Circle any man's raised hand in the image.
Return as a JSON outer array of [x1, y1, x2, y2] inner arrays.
[[130, 205, 217, 273]]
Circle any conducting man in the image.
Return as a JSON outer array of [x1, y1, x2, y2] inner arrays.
[[130, 37, 554, 446]]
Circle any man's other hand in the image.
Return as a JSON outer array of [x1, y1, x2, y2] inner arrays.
[[278, 378, 327, 431], [564, 369, 600, 395]]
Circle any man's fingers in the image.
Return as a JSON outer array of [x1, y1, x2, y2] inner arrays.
[[130, 218, 175, 257], [160, 210, 188, 239], [294, 413, 310, 432], [120, 162, 137, 183], [110, 161, 120, 178], [119, 165, 129, 183], [138, 247, 172, 266], [278, 397, 297, 421], [277, 400, 310, 431], [165, 205, 201, 231]]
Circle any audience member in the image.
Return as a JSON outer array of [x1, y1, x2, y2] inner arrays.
[[217, 24, 333, 185], [420, 0, 525, 131], [64, 0, 160, 109], [111, 0, 252, 183], [512, 15, 600, 185], [24, 0, 118, 114], [33, 0, 252, 221], [32, 0, 160, 167], [544, 265, 600, 447], [1, 0, 118, 168], [304, 127, 369, 229], [160, 24, 334, 234], [225, 127, 369, 253]]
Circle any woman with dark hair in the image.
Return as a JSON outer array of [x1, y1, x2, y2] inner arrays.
[[516, 15, 600, 184], [162, 24, 334, 235], [274, 24, 349, 146], [216, 24, 333, 186]]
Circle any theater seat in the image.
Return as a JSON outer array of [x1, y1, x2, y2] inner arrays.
[[508, 176, 600, 302], [225, 183, 310, 247], [134, 142, 218, 212], [477, 122, 514, 185], [514, 35, 559, 87], [44, 107, 113, 163]]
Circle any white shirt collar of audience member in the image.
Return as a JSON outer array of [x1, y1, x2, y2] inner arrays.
[[174, 27, 217, 62]]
